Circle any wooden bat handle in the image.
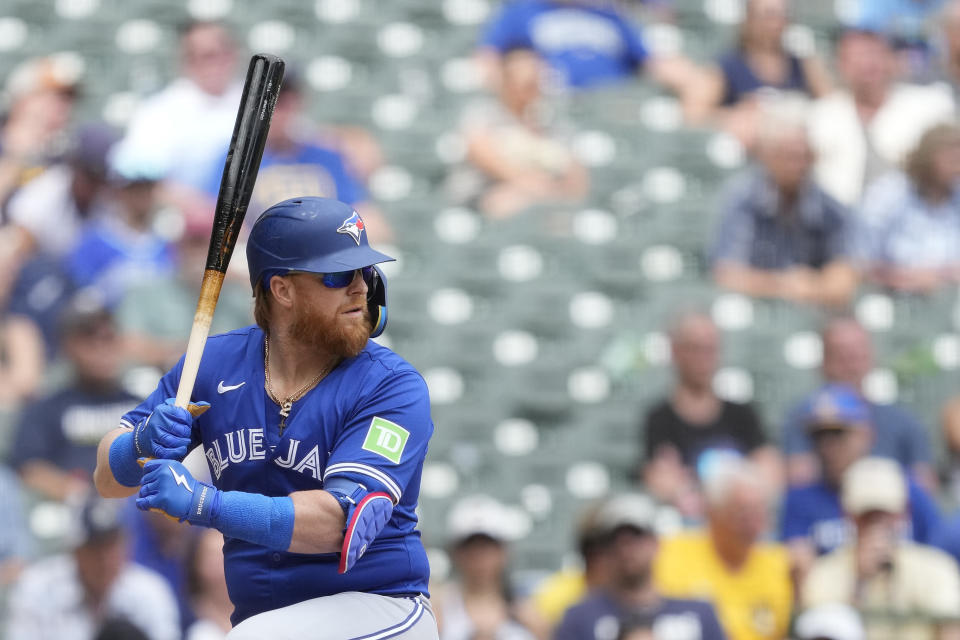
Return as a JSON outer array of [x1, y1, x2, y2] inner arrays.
[[175, 269, 225, 409]]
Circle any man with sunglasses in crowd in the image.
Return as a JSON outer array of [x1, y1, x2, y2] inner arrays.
[[93, 197, 438, 639]]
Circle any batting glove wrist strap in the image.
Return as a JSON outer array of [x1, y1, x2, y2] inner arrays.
[[109, 432, 144, 487], [186, 481, 221, 527], [214, 492, 295, 551]]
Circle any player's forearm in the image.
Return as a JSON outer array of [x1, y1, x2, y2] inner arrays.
[[93, 428, 140, 498], [288, 490, 346, 554]]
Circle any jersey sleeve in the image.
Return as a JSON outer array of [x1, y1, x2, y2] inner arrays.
[[323, 370, 433, 504]]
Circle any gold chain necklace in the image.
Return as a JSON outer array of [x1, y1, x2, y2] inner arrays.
[[264, 336, 333, 434]]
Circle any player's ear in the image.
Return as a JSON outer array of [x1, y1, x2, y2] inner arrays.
[[269, 275, 296, 309]]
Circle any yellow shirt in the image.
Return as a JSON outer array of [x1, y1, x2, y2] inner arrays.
[[653, 531, 792, 640], [530, 569, 587, 625]]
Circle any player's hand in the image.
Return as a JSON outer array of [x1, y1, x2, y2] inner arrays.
[[133, 398, 209, 459], [136, 459, 219, 526]]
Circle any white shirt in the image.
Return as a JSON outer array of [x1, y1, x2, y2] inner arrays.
[[808, 83, 955, 206], [6, 165, 108, 258], [5, 553, 180, 640], [120, 77, 243, 190]]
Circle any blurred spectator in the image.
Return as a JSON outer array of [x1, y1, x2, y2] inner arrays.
[[7, 122, 119, 259], [9, 296, 134, 502], [447, 47, 588, 219], [654, 460, 792, 640], [433, 495, 540, 640], [780, 317, 935, 489], [710, 97, 857, 307], [640, 310, 779, 521], [119, 20, 240, 194], [116, 216, 252, 369], [184, 529, 231, 640], [201, 71, 391, 242], [0, 54, 82, 316], [943, 394, 960, 506], [0, 53, 81, 213], [64, 150, 175, 307], [684, 0, 832, 145], [853, 123, 960, 293], [937, 0, 960, 95], [0, 464, 32, 588], [530, 501, 611, 629], [555, 493, 726, 640], [842, 0, 944, 81], [801, 457, 960, 639], [793, 603, 865, 640], [808, 28, 954, 207], [780, 384, 941, 586], [126, 500, 201, 636], [476, 0, 696, 93], [5, 495, 180, 640], [0, 301, 46, 408]]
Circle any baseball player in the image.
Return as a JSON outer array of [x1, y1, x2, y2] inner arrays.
[[93, 197, 437, 639]]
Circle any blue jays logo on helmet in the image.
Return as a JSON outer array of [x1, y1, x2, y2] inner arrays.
[[337, 212, 365, 246]]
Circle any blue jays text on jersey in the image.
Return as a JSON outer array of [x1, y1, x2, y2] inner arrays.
[[121, 326, 434, 625]]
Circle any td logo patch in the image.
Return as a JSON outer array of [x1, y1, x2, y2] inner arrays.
[[362, 417, 409, 464]]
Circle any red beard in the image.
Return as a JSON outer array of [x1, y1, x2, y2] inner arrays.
[[290, 297, 371, 358]]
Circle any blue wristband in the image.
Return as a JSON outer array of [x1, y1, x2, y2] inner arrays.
[[108, 431, 144, 487], [212, 491, 295, 551]]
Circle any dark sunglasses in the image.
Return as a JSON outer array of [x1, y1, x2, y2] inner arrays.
[[314, 266, 377, 289]]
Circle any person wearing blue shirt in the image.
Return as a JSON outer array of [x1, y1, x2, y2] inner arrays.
[[92, 197, 435, 639], [780, 384, 941, 576], [780, 317, 935, 489], [202, 72, 391, 243], [477, 0, 697, 93]]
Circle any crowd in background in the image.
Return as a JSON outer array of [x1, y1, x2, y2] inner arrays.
[[1, 1, 960, 639]]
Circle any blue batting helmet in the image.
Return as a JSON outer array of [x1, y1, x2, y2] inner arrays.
[[246, 197, 394, 337]]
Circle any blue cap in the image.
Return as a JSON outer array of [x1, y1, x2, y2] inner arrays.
[[246, 197, 394, 292], [804, 383, 870, 431]]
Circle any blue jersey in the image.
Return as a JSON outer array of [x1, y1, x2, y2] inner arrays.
[[779, 479, 941, 555], [122, 326, 433, 624], [481, 0, 648, 88], [203, 143, 367, 220]]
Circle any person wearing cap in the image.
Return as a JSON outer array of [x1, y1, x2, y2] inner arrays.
[[653, 460, 792, 640], [793, 603, 865, 640], [529, 500, 615, 630], [200, 69, 392, 243], [94, 197, 437, 639], [780, 317, 935, 490], [780, 383, 941, 585], [9, 295, 137, 502], [557, 493, 726, 640], [5, 495, 179, 640], [801, 457, 960, 640], [63, 143, 175, 306], [433, 495, 540, 640]]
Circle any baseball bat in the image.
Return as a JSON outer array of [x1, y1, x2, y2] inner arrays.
[[174, 53, 285, 410]]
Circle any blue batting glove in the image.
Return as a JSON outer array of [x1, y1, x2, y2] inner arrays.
[[133, 398, 208, 460], [136, 459, 220, 526]]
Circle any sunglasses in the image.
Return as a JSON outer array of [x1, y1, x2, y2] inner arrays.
[[311, 266, 377, 289]]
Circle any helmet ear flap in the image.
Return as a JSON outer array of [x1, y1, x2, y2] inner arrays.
[[367, 265, 388, 338]]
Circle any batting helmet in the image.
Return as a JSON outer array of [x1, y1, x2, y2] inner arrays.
[[246, 197, 394, 337]]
